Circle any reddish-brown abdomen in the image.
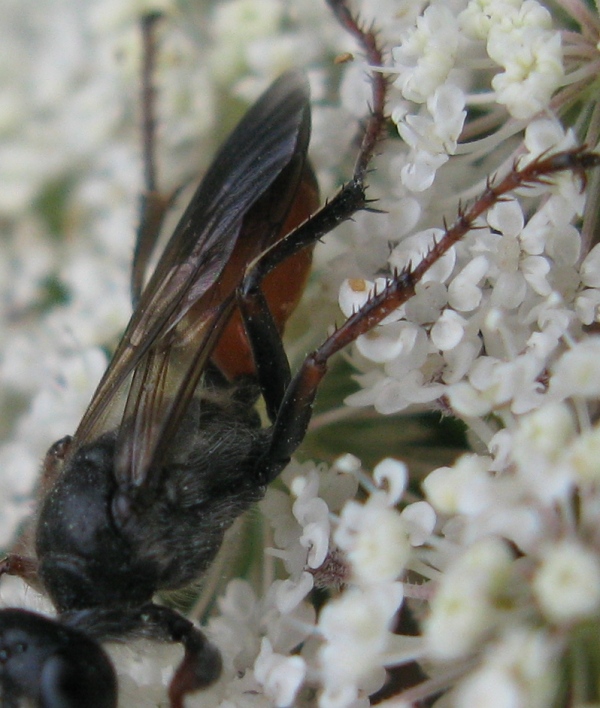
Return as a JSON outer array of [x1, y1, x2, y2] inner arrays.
[[212, 168, 319, 379]]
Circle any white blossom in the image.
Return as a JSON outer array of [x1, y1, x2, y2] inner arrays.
[[424, 537, 516, 660], [533, 541, 600, 623], [254, 638, 306, 707]]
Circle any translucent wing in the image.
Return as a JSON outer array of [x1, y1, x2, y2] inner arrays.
[[72, 70, 311, 493]]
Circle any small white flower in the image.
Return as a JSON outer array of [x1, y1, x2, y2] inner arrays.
[[404, 280, 448, 325], [338, 278, 375, 317], [400, 501, 436, 546], [318, 583, 404, 698], [446, 380, 495, 417], [449, 353, 546, 416], [487, 199, 524, 238], [424, 537, 515, 660], [550, 338, 600, 398], [443, 337, 482, 384], [575, 289, 600, 325], [580, 243, 600, 288], [291, 471, 331, 569], [512, 402, 577, 501], [423, 454, 494, 516], [399, 149, 449, 191], [391, 4, 460, 104], [521, 117, 574, 158], [274, 573, 315, 614], [512, 402, 575, 465], [459, 0, 525, 41], [335, 493, 412, 583], [454, 628, 559, 708], [533, 541, 600, 623], [426, 84, 467, 152], [373, 458, 408, 505], [490, 29, 563, 119], [447, 255, 489, 311], [564, 425, 600, 483], [396, 85, 466, 158], [210, 580, 262, 671], [318, 683, 361, 708], [430, 309, 467, 351], [455, 663, 524, 708], [254, 638, 306, 707], [356, 322, 421, 364]]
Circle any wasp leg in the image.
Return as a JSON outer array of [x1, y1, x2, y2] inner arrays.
[[258, 273, 414, 484], [237, 174, 373, 423], [0, 554, 39, 584], [132, 12, 184, 306], [237, 0, 388, 424], [166, 614, 223, 708], [138, 604, 223, 708], [66, 603, 222, 708], [241, 1, 387, 295], [326, 0, 389, 183], [256, 147, 600, 483], [244, 263, 405, 484], [237, 285, 291, 423]]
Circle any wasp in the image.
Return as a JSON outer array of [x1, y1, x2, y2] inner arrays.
[[0, 2, 387, 706], [1, 1, 599, 706]]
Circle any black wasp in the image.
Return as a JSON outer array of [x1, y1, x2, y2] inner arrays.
[[3, 1, 599, 706], [0, 1, 388, 706]]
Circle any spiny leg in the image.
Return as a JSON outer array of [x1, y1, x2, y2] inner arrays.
[[238, 0, 389, 423], [258, 148, 600, 483], [326, 0, 388, 183], [242, 0, 387, 292]]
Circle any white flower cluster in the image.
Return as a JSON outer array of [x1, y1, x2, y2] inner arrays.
[[391, 0, 563, 192], [420, 367, 600, 705], [101, 457, 433, 708], [342, 1, 599, 424], [341, 128, 597, 418], [3, 0, 600, 706], [326, 0, 600, 704]]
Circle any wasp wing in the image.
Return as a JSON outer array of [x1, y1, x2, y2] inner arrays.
[[72, 70, 311, 492]]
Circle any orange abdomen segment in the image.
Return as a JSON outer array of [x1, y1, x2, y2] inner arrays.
[[211, 169, 319, 379]]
